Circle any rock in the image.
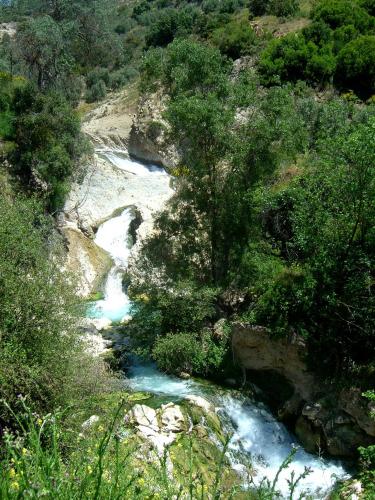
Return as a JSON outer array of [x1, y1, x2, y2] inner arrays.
[[126, 404, 159, 432], [232, 323, 316, 400], [339, 387, 375, 437], [62, 225, 112, 297], [213, 318, 227, 340], [82, 415, 100, 430], [128, 89, 180, 169], [161, 403, 185, 433], [185, 395, 214, 414], [302, 403, 323, 421], [295, 415, 323, 453], [232, 322, 375, 458], [224, 378, 237, 387], [178, 372, 191, 380]]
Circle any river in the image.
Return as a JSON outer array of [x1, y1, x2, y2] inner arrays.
[[85, 150, 349, 498]]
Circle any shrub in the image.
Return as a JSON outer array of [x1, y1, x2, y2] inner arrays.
[[267, 0, 299, 17], [259, 32, 336, 86], [250, 0, 299, 17], [11, 85, 88, 210], [359, 0, 375, 15], [336, 35, 375, 97], [152, 332, 206, 374], [152, 328, 229, 376], [109, 67, 139, 89], [259, 34, 313, 85], [86, 67, 110, 88], [0, 195, 110, 428], [312, 0, 373, 32], [85, 80, 107, 103], [146, 8, 196, 47], [210, 17, 257, 59]]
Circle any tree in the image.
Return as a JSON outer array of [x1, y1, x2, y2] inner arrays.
[[255, 115, 375, 369], [312, 0, 373, 32], [15, 15, 68, 90], [11, 85, 88, 210], [336, 35, 375, 98], [0, 194, 108, 427], [210, 16, 257, 59]]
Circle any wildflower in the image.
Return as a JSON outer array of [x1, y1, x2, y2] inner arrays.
[[37, 418, 43, 426], [10, 481, 20, 491], [9, 468, 16, 478], [137, 478, 145, 487], [22, 448, 28, 456], [87, 465, 93, 474], [98, 425, 104, 432]]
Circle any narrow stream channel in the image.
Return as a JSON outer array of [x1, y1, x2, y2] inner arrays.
[[86, 151, 349, 498]]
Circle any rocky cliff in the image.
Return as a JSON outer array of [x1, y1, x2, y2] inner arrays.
[[232, 323, 375, 457]]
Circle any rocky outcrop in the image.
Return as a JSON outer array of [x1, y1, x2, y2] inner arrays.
[[0, 23, 16, 40], [295, 400, 374, 457], [125, 402, 186, 454], [232, 323, 315, 400], [82, 86, 137, 149], [62, 226, 112, 296], [128, 89, 180, 169], [232, 322, 375, 457]]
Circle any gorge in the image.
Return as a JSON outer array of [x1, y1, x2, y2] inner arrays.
[[62, 122, 349, 497]]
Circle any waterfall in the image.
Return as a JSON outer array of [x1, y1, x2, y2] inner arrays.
[[85, 151, 349, 499]]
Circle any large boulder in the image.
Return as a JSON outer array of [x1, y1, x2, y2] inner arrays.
[[125, 403, 186, 454]]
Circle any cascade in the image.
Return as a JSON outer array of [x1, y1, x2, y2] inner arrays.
[[86, 150, 349, 498]]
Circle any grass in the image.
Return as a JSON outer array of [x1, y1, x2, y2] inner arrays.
[[0, 397, 318, 499]]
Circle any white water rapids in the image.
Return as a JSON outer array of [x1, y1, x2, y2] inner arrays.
[[87, 151, 349, 498]]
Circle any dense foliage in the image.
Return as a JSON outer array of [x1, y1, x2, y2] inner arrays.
[[259, 0, 375, 97], [0, 187, 109, 428], [130, 37, 375, 385]]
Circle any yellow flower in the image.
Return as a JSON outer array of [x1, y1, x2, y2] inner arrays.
[[98, 425, 104, 432], [9, 468, 16, 478], [37, 418, 43, 426], [137, 478, 145, 487], [87, 465, 93, 474], [11, 481, 20, 491], [21, 448, 28, 456]]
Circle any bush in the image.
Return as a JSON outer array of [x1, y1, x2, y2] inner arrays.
[[152, 332, 206, 374], [11, 85, 88, 210], [267, 0, 299, 17], [359, 0, 375, 15], [86, 67, 110, 88], [312, 0, 373, 32], [210, 17, 257, 59], [259, 32, 336, 86], [152, 329, 229, 376], [146, 8, 196, 47], [249, 0, 299, 17], [0, 195, 109, 428], [108, 67, 139, 89], [85, 80, 107, 103], [336, 35, 375, 97]]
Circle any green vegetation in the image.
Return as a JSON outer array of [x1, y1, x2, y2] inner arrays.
[[130, 37, 375, 386], [259, 0, 375, 97], [0, 0, 374, 497], [0, 188, 111, 429]]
